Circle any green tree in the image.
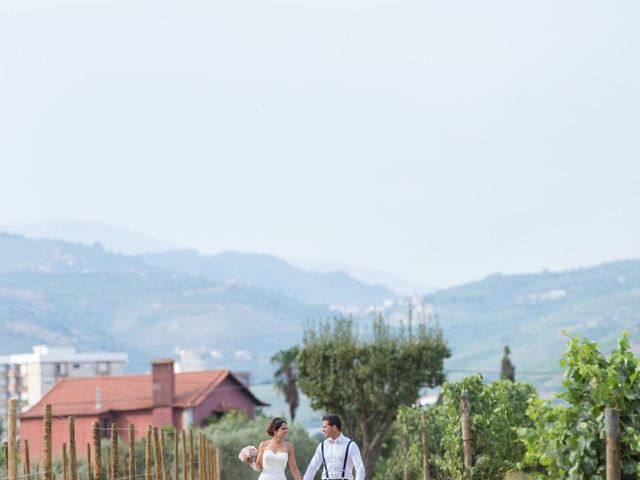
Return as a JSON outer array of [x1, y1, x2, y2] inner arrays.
[[501, 345, 516, 381], [519, 331, 640, 480], [271, 346, 300, 422], [297, 315, 450, 478]]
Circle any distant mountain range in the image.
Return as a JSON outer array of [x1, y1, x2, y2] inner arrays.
[[0, 219, 177, 255], [0, 219, 421, 293], [0, 232, 394, 376], [1, 229, 638, 393], [139, 250, 395, 306]]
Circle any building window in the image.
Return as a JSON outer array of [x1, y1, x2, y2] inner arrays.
[[73, 364, 81, 369], [97, 362, 109, 375], [55, 363, 68, 376]]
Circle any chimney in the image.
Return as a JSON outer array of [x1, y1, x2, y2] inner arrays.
[[151, 359, 175, 427]]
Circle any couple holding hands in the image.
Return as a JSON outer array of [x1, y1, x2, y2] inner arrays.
[[250, 414, 365, 480]]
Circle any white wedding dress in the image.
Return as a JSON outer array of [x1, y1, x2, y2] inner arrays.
[[258, 450, 288, 480]]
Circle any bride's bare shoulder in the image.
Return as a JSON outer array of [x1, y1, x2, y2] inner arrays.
[[258, 440, 270, 450]]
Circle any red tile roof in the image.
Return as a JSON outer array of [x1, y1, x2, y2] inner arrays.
[[21, 369, 267, 419]]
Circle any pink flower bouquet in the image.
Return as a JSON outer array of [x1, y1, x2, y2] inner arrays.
[[238, 445, 259, 471]]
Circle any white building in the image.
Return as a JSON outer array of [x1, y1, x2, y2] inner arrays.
[[0, 345, 127, 416]]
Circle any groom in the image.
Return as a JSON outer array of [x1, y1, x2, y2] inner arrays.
[[302, 414, 365, 480]]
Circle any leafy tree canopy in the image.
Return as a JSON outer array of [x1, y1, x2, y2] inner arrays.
[[297, 315, 450, 478]]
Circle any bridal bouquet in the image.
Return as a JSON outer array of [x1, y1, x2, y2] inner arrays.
[[238, 445, 259, 471]]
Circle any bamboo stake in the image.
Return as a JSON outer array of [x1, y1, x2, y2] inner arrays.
[[129, 425, 136, 480], [421, 411, 430, 480], [44, 405, 53, 480], [106, 450, 111, 480], [92, 421, 102, 480], [69, 417, 78, 480], [606, 408, 621, 480], [159, 430, 168, 480], [8, 399, 17, 480], [145, 427, 152, 480]]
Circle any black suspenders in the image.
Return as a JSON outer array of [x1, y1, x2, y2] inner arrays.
[[320, 439, 354, 480], [321, 441, 329, 479], [341, 441, 353, 479]]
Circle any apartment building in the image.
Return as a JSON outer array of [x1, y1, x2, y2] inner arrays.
[[0, 345, 127, 417]]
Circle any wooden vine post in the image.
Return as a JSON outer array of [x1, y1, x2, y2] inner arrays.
[[210, 444, 216, 480], [606, 408, 621, 480], [8, 399, 18, 480], [69, 417, 78, 480], [111, 423, 119, 480], [24, 440, 31, 480], [129, 424, 136, 480], [44, 405, 53, 480], [421, 411, 430, 480], [159, 430, 169, 480], [145, 426, 152, 480], [92, 420, 102, 480], [214, 445, 220, 480], [62, 443, 69, 480], [188, 431, 194, 480], [460, 395, 473, 478], [401, 429, 409, 480], [173, 430, 178, 480], [152, 428, 161, 480], [86, 444, 92, 480], [197, 434, 204, 480], [181, 431, 187, 480]]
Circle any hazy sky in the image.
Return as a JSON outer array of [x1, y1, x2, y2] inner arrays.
[[1, 0, 639, 287]]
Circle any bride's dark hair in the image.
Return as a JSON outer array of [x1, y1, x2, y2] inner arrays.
[[267, 417, 287, 437]]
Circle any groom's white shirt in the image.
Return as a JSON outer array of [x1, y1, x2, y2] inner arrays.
[[302, 434, 365, 480]]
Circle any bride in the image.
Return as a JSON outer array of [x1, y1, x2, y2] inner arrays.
[[256, 417, 303, 480]]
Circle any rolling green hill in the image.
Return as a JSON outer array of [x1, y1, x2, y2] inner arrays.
[[425, 261, 640, 392]]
